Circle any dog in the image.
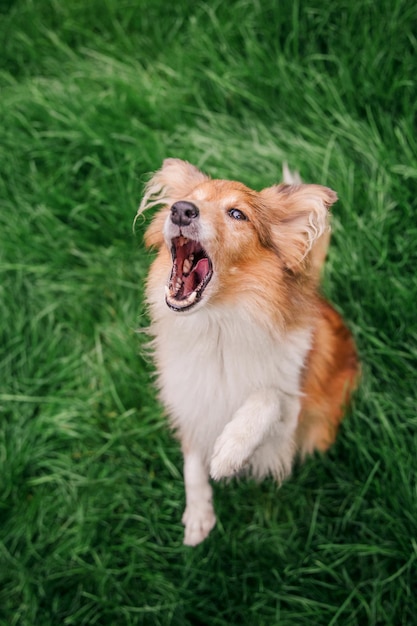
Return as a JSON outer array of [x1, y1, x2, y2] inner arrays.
[[137, 158, 359, 546]]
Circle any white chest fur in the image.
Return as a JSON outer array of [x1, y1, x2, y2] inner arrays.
[[150, 303, 312, 468]]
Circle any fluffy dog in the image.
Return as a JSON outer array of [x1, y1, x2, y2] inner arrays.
[[137, 158, 358, 546]]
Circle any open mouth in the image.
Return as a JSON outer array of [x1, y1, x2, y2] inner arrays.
[[165, 236, 213, 311]]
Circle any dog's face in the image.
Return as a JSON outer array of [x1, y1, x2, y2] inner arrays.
[[160, 178, 274, 313], [139, 159, 337, 316]]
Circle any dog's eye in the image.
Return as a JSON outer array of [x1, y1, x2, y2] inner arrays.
[[227, 208, 248, 221]]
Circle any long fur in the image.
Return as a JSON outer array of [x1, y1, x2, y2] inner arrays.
[[139, 159, 359, 546]]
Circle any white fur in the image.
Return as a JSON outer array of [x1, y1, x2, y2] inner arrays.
[[182, 449, 216, 546], [282, 162, 302, 185], [148, 292, 312, 544]]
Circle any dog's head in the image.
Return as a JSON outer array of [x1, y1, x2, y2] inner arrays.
[[138, 159, 337, 316]]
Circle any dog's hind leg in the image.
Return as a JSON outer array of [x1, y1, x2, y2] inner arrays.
[[297, 300, 359, 456], [181, 446, 216, 546]]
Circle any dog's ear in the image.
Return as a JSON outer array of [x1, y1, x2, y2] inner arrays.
[[260, 183, 337, 273], [138, 159, 209, 215], [137, 159, 209, 249]]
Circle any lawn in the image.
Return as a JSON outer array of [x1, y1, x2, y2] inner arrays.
[[1, 0, 416, 624]]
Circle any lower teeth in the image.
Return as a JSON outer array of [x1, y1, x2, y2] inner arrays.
[[165, 285, 198, 308]]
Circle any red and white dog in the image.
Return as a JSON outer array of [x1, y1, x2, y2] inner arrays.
[[138, 158, 358, 546]]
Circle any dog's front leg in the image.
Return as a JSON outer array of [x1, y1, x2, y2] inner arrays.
[[210, 389, 298, 481], [181, 446, 216, 546]]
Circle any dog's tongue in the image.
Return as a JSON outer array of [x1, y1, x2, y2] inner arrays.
[[182, 258, 210, 296], [194, 258, 210, 283]]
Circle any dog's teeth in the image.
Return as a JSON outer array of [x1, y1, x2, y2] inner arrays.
[[186, 291, 197, 305], [164, 285, 170, 298], [168, 277, 182, 296], [189, 254, 194, 262], [183, 258, 192, 275]]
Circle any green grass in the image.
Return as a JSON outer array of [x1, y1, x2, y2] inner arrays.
[[1, 0, 416, 624]]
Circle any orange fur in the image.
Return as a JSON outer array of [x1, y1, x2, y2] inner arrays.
[[298, 299, 359, 454]]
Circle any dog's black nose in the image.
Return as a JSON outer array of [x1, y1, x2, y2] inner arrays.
[[170, 201, 199, 227]]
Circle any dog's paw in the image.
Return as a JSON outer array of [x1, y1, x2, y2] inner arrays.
[[210, 429, 251, 480], [182, 503, 216, 546]]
